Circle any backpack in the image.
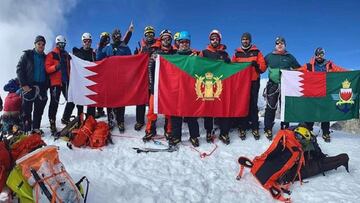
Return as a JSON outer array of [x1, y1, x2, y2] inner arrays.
[[71, 116, 97, 148], [8, 145, 89, 203], [0, 141, 11, 192], [237, 129, 305, 202], [10, 133, 46, 161], [89, 121, 109, 149]]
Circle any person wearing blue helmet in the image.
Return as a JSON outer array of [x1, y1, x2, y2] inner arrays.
[[168, 31, 200, 147]]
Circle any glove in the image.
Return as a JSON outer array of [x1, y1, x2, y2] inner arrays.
[[251, 60, 262, 73], [0, 105, 2, 111], [224, 57, 231, 64]]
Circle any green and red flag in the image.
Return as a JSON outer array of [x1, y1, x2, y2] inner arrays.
[[154, 55, 252, 117], [281, 70, 360, 122]]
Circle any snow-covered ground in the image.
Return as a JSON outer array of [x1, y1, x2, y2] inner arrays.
[[2, 80, 359, 203]]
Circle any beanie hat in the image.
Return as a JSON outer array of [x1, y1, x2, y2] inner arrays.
[[314, 47, 325, 56], [34, 35, 46, 44], [241, 32, 252, 43], [275, 36, 286, 46]]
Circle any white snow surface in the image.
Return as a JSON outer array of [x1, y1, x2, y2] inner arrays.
[[6, 79, 360, 203]]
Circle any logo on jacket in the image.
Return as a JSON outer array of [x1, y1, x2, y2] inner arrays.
[[332, 79, 356, 113], [195, 72, 223, 101]]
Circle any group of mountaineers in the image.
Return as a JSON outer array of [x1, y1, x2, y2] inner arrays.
[[2, 21, 347, 150]]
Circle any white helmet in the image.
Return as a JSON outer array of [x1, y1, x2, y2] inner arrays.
[[55, 35, 66, 44], [209, 29, 222, 40], [81, 32, 92, 41]]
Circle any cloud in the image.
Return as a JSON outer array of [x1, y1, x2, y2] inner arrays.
[[0, 0, 77, 94]]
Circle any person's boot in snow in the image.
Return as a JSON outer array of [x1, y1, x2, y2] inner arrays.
[[50, 119, 57, 135], [239, 128, 246, 140], [189, 137, 199, 147], [322, 133, 331, 143], [252, 129, 260, 140], [264, 129, 273, 140], [219, 133, 230, 145], [134, 122, 144, 131], [118, 122, 125, 133]]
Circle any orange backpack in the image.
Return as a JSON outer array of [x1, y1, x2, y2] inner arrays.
[[89, 121, 109, 149], [237, 129, 305, 202], [71, 116, 97, 147], [10, 133, 46, 160]]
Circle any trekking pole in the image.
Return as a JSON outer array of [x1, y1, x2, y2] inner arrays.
[[30, 167, 53, 202]]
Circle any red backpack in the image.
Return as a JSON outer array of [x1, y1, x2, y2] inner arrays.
[[89, 121, 109, 149], [237, 129, 305, 202], [71, 116, 97, 147]]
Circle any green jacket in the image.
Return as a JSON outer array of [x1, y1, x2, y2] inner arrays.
[[265, 51, 300, 83]]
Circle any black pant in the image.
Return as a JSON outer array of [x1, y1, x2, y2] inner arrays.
[[136, 104, 146, 124], [63, 103, 96, 120], [107, 107, 125, 124], [49, 83, 68, 121], [305, 122, 330, 134], [248, 79, 260, 130], [264, 80, 289, 131], [21, 84, 48, 131], [171, 116, 199, 140], [204, 117, 231, 135], [300, 154, 349, 180]]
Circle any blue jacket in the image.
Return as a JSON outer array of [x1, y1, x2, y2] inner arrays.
[[103, 42, 131, 57]]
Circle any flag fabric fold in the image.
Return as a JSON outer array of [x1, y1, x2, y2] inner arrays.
[[154, 55, 252, 117], [281, 70, 360, 122], [68, 53, 149, 108]]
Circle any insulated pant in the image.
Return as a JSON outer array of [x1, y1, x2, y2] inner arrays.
[[300, 154, 349, 179], [305, 122, 330, 134], [145, 94, 171, 135], [171, 116, 199, 140], [136, 104, 146, 124], [49, 83, 68, 122], [63, 103, 96, 120], [264, 80, 289, 131], [22, 84, 48, 131], [107, 107, 125, 124], [248, 79, 260, 130]]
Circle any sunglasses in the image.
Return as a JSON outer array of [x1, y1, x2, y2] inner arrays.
[[179, 40, 190, 44], [145, 32, 154, 37], [210, 38, 219, 41], [276, 41, 284, 45], [161, 37, 172, 42], [316, 53, 325, 57], [83, 39, 92, 43]]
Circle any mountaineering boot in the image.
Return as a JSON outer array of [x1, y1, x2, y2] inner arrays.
[[189, 137, 200, 147], [134, 122, 144, 131], [142, 131, 155, 142], [169, 137, 181, 147], [219, 133, 230, 145], [61, 118, 70, 125], [206, 132, 214, 143], [264, 129, 273, 141], [252, 129, 260, 140], [164, 131, 171, 140], [322, 133, 331, 143], [118, 122, 125, 133], [239, 128, 246, 140], [50, 119, 57, 135]]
